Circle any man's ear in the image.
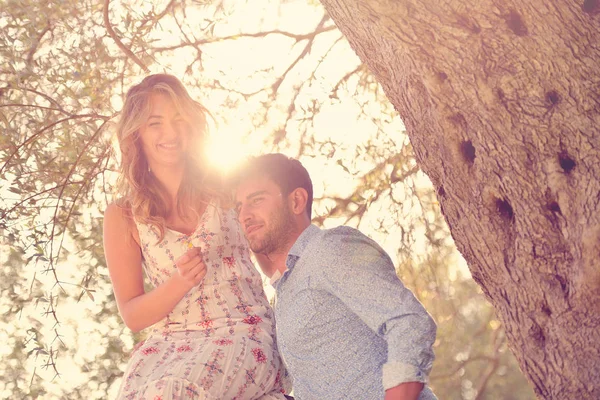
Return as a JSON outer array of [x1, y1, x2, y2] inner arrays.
[[289, 188, 309, 216]]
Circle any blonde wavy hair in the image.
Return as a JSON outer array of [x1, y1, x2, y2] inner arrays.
[[114, 74, 225, 241]]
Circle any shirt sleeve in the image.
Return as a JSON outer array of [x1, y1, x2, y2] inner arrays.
[[317, 227, 437, 390]]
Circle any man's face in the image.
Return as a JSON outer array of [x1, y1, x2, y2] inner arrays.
[[235, 177, 295, 255]]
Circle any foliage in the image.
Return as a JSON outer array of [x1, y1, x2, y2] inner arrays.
[[0, 0, 533, 398]]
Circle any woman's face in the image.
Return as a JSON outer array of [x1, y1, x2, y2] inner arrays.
[[138, 93, 192, 170]]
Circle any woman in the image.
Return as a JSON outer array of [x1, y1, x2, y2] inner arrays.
[[103, 74, 288, 399]]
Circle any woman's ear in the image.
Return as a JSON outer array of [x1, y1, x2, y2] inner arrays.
[[290, 188, 309, 216]]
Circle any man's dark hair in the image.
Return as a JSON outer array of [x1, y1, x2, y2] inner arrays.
[[231, 153, 313, 219]]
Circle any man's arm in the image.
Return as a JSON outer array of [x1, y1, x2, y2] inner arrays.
[[319, 227, 437, 396]]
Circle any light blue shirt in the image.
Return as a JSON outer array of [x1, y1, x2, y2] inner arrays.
[[273, 225, 437, 400]]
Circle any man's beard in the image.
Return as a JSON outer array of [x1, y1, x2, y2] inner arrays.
[[250, 205, 295, 255]]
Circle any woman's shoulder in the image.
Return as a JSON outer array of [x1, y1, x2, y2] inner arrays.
[[104, 201, 141, 245], [104, 198, 132, 221], [104, 201, 125, 221]]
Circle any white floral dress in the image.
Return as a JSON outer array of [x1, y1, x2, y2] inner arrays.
[[115, 203, 289, 400]]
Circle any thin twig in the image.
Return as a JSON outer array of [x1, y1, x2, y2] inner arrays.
[[48, 119, 110, 288], [54, 147, 111, 264], [2, 181, 85, 217], [0, 113, 108, 175], [15, 87, 66, 111], [0, 103, 68, 113]]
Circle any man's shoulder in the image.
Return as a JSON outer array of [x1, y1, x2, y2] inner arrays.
[[318, 225, 375, 248], [321, 225, 365, 241], [296, 226, 359, 262], [304, 226, 379, 262]]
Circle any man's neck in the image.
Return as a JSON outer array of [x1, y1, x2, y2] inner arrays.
[[256, 251, 287, 278]]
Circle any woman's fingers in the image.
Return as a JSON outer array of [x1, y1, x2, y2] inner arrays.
[[192, 259, 207, 282], [176, 246, 199, 265], [178, 255, 206, 283], [176, 248, 201, 270]]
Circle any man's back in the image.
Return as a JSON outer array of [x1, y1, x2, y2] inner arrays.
[[273, 225, 437, 400]]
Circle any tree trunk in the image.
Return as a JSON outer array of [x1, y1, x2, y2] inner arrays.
[[319, 0, 600, 398]]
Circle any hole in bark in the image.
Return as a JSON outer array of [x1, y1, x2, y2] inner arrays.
[[530, 323, 545, 346], [460, 140, 476, 164], [583, 0, 599, 14], [558, 152, 576, 173], [457, 15, 481, 34], [555, 274, 568, 294], [541, 303, 552, 317], [437, 71, 448, 82], [437, 186, 446, 197], [547, 201, 561, 214], [496, 88, 505, 100], [505, 10, 528, 36], [448, 113, 468, 130], [545, 90, 560, 107], [496, 198, 514, 221]]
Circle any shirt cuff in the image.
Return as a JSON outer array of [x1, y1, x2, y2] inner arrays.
[[382, 361, 428, 390]]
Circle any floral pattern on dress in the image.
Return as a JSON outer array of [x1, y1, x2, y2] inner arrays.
[[114, 203, 289, 399]]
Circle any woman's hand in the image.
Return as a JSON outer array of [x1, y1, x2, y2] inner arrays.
[[175, 247, 207, 289]]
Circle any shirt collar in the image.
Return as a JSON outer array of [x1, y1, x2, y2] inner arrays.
[[287, 224, 321, 268], [271, 224, 320, 286]]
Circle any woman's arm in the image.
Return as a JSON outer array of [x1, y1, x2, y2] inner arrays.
[[103, 203, 206, 332]]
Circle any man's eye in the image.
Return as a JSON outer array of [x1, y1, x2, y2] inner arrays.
[[252, 198, 263, 205]]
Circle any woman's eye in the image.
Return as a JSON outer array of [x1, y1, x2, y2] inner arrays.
[[149, 122, 161, 127]]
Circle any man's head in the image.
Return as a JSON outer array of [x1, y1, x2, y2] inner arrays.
[[233, 154, 313, 256]]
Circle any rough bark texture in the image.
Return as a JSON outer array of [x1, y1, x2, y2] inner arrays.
[[319, 0, 600, 398]]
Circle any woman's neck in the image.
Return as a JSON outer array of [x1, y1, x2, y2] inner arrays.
[[151, 163, 186, 206]]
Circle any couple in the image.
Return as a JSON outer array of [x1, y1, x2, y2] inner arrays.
[[103, 74, 437, 400]]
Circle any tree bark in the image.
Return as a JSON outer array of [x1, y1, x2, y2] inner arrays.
[[319, 0, 600, 398]]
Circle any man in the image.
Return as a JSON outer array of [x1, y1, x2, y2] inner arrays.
[[233, 154, 437, 400]]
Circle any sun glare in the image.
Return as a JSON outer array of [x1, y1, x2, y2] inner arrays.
[[204, 121, 250, 174]]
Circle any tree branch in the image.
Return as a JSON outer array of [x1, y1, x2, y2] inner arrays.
[[103, 0, 150, 73], [15, 87, 66, 112], [271, 15, 330, 95], [152, 25, 338, 53], [26, 25, 52, 66], [331, 64, 366, 99]]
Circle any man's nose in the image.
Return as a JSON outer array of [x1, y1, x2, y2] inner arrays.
[[237, 204, 251, 224]]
